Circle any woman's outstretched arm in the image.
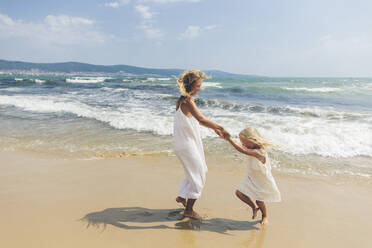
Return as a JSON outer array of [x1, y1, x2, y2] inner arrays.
[[186, 98, 229, 137]]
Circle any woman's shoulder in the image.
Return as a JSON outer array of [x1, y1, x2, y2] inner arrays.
[[176, 96, 188, 109]]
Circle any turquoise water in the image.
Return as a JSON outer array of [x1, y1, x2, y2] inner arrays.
[[0, 75, 371, 180]]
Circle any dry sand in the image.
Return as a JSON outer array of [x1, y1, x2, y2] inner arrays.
[[1, 150, 371, 248]]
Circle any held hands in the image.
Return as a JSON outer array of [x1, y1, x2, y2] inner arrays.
[[222, 129, 231, 140], [215, 127, 231, 140], [214, 129, 224, 138]]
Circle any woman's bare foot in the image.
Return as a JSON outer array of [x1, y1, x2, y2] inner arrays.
[[261, 216, 269, 225], [183, 210, 202, 220], [252, 207, 259, 219], [176, 196, 186, 207]]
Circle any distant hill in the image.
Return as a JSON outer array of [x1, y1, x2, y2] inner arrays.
[[0, 59, 259, 77]]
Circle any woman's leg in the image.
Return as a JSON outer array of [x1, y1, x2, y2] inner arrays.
[[183, 198, 202, 220], [235, 190, 259, 219], [176, 196, 186, 207], [256, 200, 268, 225]]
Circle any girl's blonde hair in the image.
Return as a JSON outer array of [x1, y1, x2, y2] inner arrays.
[[239, 126, 277, 148], [175, 69, 208, 98]]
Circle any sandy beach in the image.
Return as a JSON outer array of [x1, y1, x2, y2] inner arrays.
[[1, 150, 371, 248]]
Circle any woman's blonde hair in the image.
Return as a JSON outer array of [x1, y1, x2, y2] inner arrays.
[[175, 69, 208, 98], [239, 126, 277, 148]]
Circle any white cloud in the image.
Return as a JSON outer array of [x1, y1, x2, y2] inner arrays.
[[0, 13, 106, 45], [179, 25, 201, 39], [318, 34, 372, 52], [204, 25, 217, 30], [138, 0, 200, 3], [0, 13, 15, 26], [134, 5, 163, 39], [104, 0, 130, 8], [133, 1, 201, 40], [179, 24, 217, 40], [45, 15, 94, 31], [138, 23, 163, 38], [320, 34, 332, 42], [135, 5, 155, 19]]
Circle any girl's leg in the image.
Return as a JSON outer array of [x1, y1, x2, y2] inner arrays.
[[235, 190, 259, 219], [183, 198, 202, 220], [256, 200, 268, 225]]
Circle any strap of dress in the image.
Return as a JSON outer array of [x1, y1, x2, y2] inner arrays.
[[177, 96, 185, 111]]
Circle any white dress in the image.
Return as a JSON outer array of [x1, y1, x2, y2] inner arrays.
[[237, 154, 281, 202], [173, 103, 207, 199]]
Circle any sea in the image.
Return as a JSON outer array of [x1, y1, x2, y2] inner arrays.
[[0, 74, 371, 182]]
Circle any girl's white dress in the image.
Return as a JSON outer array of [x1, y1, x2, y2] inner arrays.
[[237, 154, 281, 202], [173, 103, 207, 199]]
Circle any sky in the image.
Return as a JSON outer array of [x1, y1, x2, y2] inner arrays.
[[1, 0, 372, 77]]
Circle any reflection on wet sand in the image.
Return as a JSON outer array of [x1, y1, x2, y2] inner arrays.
[[241, 226, 267, 248]]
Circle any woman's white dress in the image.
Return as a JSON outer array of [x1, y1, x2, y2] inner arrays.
[[237, 154, 281, 202], [173, 103, 207, 199]]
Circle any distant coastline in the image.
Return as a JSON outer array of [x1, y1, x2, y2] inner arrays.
[[0, 59, 259, 78]]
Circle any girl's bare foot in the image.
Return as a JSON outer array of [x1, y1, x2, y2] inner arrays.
[[252, 207, 259, 219], [176, 196, 186, 207], [261, 217, 269, 225], [183, 210, 202, 220]]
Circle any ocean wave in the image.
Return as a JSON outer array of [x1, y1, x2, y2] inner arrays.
[[202, 82, 223, 89], [0, 87, 24, 92], [193, 98, 371, 121], [0, 95, 174, 135], [34, 79, 46, 83], [142, 77, 172, 82], [1, 94, 371, 159], [66, 77, 111, 83], [282, 87, 343, 93], [211, 112, 372, 158], [101, 87, 128, 92], [15, 78, 47, 83]]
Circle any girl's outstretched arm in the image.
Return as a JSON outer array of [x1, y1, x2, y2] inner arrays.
[[226, 137, 266, 163]]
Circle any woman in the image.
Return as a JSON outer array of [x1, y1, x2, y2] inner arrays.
[[173, 69, 229, 220]]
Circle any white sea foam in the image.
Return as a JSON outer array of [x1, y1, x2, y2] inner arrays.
[[0, 87, 23, 92], [1, 94, 371, 159], [143, 77, 172, 82], [200, 107, 372, 158], [66, 77, 109, 83], [202, 82, 222, 89], [0, 95, 174, 136], [101, 87, 128, 92], [20, 78, 46, 83], [270, 105, 372, 121], [282, 87, 342, 93], [34, 79, 46, 83], [157, 77, 172, 81]]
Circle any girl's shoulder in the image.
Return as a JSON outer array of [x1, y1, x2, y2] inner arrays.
[[256, 148, 267, 157], [251, 148, 267, 164]]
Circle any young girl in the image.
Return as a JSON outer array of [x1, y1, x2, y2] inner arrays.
[[173, 69, 229, 220], [225, 126, 281, 225]]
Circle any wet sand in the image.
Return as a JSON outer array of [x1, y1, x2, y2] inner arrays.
[[0, 150, 371, 248]]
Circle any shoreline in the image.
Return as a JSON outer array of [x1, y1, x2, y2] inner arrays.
[[1, 150, 372, 248], [3, 147, 370, 186]]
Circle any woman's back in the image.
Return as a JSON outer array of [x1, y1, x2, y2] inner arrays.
[[173, 99, 202, 152]]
